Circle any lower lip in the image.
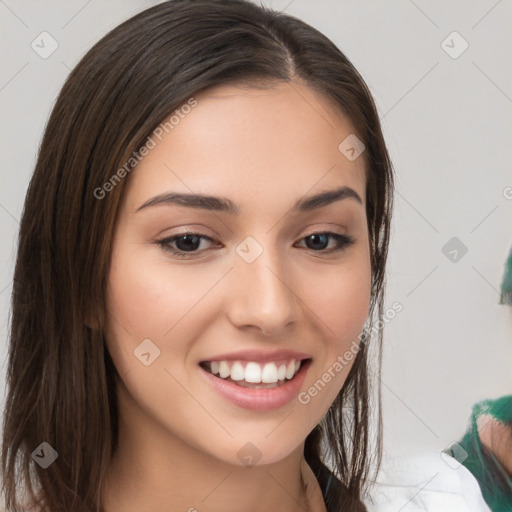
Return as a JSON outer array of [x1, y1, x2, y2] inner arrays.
[[199, 360, 311, 411]]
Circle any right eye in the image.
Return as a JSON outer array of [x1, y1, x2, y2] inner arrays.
[[156, 233, 219, 258]]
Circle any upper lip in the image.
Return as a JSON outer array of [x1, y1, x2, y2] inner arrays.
[[200, 349, 312, 364]]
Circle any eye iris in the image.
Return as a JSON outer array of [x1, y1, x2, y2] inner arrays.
[[306, 233, 329, 250], [176, 234, 201, 251]]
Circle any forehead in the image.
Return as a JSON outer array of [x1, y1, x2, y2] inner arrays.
[[124, 81, 366, 210]]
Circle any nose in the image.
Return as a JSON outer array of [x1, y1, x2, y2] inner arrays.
[[227, 244, 299, 336]]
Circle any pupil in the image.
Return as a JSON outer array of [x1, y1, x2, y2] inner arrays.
[[177, 234, 200, 251], [307, 234, 328, 250]]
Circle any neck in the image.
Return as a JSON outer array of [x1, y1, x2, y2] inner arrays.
[[101, 389, 327, 512]]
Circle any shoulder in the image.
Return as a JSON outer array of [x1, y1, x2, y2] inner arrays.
[[363, 451, 491, 512]]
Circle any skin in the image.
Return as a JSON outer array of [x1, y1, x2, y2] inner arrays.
[[101, 80, 372, 512]]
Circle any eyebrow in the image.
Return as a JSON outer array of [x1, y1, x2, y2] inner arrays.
[[136, 185, 363, 214]]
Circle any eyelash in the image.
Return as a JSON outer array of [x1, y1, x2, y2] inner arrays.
[[155, 231, 355, 259]]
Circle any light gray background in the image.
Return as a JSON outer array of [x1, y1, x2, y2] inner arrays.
[[1, 0, 511, 464]]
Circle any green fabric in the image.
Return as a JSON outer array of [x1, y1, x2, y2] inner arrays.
[[500, 245, 512, 305], [444, 396, 512, 512]]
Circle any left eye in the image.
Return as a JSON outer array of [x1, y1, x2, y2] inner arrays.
[[156, 231, 355, 259], [296, 232, 355, 253]]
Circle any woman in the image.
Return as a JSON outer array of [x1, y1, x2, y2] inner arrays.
[[0, 1, 394, 511]]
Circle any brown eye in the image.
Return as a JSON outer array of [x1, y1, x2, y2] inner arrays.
[[297, 232, 355, 253], [156, 233, 216, 258]]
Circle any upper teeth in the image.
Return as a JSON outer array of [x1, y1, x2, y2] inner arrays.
[[208, 359, 301, 384]]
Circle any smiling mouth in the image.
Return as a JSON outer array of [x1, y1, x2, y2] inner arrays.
[[199, 358, 311, 389]]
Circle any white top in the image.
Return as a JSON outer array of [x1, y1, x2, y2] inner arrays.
[[363, 451, 491, 512]]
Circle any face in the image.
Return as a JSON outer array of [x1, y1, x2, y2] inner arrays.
[[104, 81, 371, 466]]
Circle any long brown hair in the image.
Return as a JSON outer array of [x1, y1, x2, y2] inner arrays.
[[1, 1, 394, 510]]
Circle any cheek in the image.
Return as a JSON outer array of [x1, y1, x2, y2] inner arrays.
[[308, 256, 371, 345], [297, 251, 371, 416], [105, 256, 168, 345], [105, 243, 212, 340], [103, 242, 181, 371]]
